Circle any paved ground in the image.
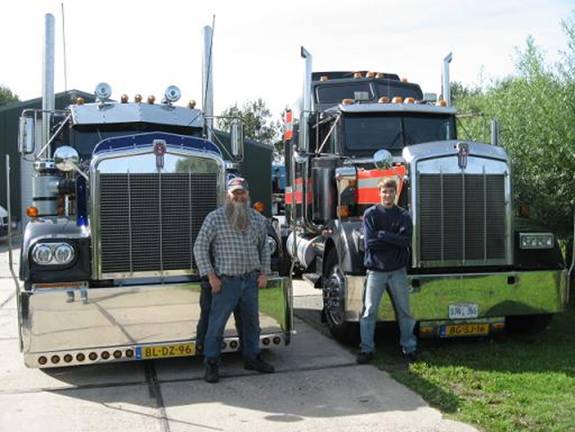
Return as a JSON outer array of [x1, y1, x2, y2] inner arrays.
[[0, 240, 477, 432]]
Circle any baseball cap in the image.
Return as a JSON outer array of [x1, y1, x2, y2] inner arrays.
[[227, 176, 249, 192]]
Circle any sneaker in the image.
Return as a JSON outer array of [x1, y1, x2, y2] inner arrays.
[[404, 350, 420, 363], [356, 351, 374, 364], [244, 355, 275, 373], [204, 361, 219, 383]]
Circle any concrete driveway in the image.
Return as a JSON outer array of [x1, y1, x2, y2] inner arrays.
[[0, 241, 476, 431]]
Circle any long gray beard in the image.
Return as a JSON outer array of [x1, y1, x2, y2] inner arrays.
[[225, 200, 250, 231]]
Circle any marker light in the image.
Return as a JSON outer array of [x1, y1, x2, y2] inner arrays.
[[320, 76, 328, 81], [164, 85, 181, 103], [341, 98, 354, 105], [26, 206, 39, 218], [404, 97, 415, 104], [375, 73, 385, 78], [147, 95, 156, 104], [253, 202, 265, 212], [401, 77, 408, 83], [75, 97, 85, 105], [188, 99, 197, 109], [378, 96, 390, 104], [392, 96, 404, 104], [95, 82, 112, 101], [353, 72, 363, 79], [134, 94, 143, 103], [436, 99, 448, 107], [121, 94, 129, 103], [366, 71, 376, 78]]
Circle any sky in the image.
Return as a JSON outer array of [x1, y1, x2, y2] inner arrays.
[[1, 0, 572, 118]]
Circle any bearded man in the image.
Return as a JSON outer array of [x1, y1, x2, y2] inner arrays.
[[193, 177, 275, 383]]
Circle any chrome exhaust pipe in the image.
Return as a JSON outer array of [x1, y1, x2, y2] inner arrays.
[[300, 47, 312, 153], [442, 52, 453, 106], [42, 13, 55, 158], [202, 25, 214, 141]]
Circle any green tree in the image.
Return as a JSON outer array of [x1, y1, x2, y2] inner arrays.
[[217, 98, 282, 161], [453, 19, 575, 238], [0, 85, 19, 106]]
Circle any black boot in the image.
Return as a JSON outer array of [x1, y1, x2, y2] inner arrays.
[[244, 354, 275, 373], [204, 361, 219, 383]]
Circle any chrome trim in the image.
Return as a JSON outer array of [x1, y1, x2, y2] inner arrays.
[[90, 144, 225, 280], [345, 270, 568, 322], [336, 103, 457, 115], [22, 277, 290, 368], [127, 171, 133, 274]]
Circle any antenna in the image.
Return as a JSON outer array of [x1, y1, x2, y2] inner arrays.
[[61, 2, 68, 94]]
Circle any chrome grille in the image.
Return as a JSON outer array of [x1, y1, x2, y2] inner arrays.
[[99, 173, 218, 276], [419, 173, 506, 265]]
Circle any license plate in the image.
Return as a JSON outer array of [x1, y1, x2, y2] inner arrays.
[[439, 323, 489, 337], [135, 343, 195, 360], [448, 303, 479, 319]]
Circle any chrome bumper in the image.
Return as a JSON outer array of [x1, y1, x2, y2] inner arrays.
[[345, 270, 568, 321], [20, 277, 292, 368]]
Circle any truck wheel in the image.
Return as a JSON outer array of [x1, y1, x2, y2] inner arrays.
[[323, 249, 359, 345], [506, 314, 553, 334]]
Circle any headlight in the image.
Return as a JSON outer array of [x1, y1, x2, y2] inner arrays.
[[31, 242, 75, 265], [53, 244, 75, 264], [32, 244, 53, 265], [267, 236, 278, 255], [519, 233, 554, 250]]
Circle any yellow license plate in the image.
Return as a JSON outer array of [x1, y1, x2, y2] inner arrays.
[[136, 343, 195, 359], [441, 323, 490, 337]]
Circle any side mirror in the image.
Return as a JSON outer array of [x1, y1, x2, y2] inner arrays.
[[54, 146, 80, 172], [373, 149, 393, 169], [18, 116, 37, 155], [230, 118, 244, 162]]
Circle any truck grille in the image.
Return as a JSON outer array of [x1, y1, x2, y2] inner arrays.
[[418, 173, 506, 265], [98, 173, 218, 276]]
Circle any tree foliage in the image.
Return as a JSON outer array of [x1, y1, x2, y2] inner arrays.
[[454, 17, 575, 238], [217, 98, 282, 161], [0, 85, 19, 106]]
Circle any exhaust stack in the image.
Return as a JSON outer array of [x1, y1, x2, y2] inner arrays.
[[42, 13, 55, 157], [202, 25, 214, 141], [299, 47, 312, 152], [442, 52, 453, 106]]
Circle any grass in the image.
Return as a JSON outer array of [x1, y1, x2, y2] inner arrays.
[[371, 308, 575, 432]]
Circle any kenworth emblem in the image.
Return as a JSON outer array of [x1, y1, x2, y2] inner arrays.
[[153, 139, 167, 169], [456, 142, 469, 169]]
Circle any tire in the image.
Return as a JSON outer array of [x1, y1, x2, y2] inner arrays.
[[323, 249, 359, 345], [506, 314, 553, 334]]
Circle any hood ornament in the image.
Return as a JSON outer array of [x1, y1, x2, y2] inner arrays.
[[456, 142, 469, 169], [153, 139, 167, 170]]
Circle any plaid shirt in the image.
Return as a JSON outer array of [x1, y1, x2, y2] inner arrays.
[[193, 206, 271, 277]]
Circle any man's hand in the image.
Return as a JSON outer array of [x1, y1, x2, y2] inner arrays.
[[257, 273, 267, 289], [208, 273, 222, 294]]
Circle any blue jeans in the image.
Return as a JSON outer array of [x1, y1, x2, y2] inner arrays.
[[203, 272, 261, 363], [196, 279, 242, 352], [360, 268, 417, 354]]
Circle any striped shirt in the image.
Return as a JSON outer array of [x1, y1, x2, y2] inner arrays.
[[193, 206, 271, 277]]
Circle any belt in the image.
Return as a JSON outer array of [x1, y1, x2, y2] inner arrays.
[[220, 270, 260, 279]]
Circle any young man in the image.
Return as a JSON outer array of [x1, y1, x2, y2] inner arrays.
[[193, 177, 275, 383], [357, 179, 418, 364]]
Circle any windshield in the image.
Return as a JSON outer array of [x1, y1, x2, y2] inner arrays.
[[343, 113, 455, 154]]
